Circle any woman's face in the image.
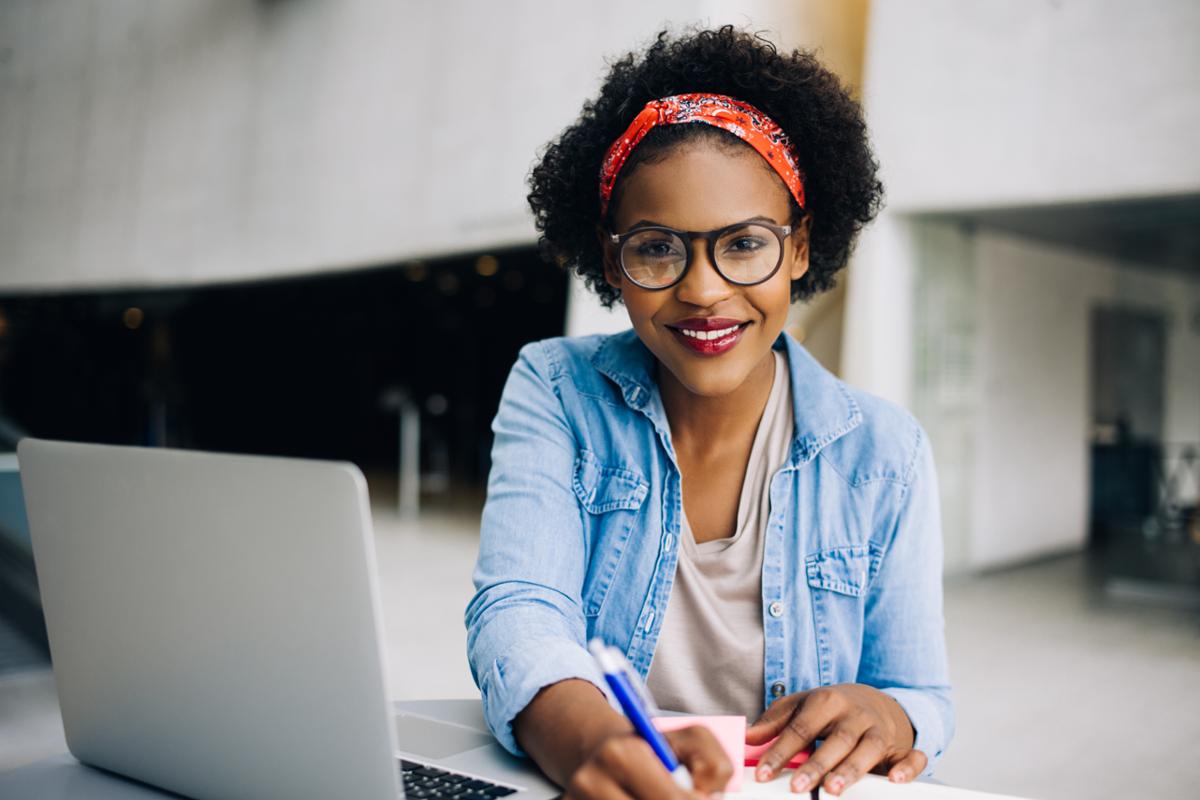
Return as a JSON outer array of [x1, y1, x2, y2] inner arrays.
[[604, 143, 809, 399]]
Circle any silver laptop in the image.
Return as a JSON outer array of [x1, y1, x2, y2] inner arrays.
[[18, 438, 559, 800]]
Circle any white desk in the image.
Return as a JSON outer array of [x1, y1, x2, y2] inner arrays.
[[0, 699, 491, 799], [0, 699, 1024, 800]]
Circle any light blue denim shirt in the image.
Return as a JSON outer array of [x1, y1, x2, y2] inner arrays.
[[465, 329, 953, 774]]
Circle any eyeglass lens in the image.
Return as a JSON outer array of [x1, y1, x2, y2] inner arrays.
[[620, 223, 782, 288]]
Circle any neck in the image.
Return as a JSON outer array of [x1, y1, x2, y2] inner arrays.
[[658, 349, 777, 458]]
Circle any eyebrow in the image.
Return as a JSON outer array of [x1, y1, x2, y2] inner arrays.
[[624, 214, 779, 232]]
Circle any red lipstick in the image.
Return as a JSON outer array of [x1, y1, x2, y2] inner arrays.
[[666, 317, 750, 356]]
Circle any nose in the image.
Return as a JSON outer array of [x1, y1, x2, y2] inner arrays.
[[673, 238, 733, 307]]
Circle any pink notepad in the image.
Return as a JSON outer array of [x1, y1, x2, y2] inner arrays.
[[653, 715, 810, 793]]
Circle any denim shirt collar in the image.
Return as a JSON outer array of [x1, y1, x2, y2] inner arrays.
[[591, 328, 862, 467]]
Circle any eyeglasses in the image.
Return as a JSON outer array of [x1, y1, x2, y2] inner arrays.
[[607, 219, 793, 290]]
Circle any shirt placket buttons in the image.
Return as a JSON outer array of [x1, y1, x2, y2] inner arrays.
[[768, 601, 784, 618], [770, 682, 787, 698]]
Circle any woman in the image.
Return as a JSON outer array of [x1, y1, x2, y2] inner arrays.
[[466, 27, 952, 798]]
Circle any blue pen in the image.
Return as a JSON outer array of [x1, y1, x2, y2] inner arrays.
[[588, 639, 693, 790]]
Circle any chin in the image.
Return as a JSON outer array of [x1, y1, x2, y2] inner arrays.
[[665, 360, 756, 398]]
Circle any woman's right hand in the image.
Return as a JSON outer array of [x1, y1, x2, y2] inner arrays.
[[514, 680, 732, 798], [564, 726, 733, 800]]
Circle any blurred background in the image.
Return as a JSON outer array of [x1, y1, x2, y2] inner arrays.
[[0, 1, 1197, 798]]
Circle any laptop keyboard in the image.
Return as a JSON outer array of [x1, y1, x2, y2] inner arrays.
[[399, 759, 519, 798]]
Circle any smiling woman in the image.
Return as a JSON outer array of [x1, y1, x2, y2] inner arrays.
[[465, 27, 951, 800]]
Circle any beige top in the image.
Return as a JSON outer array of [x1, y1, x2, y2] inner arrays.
[[646, 349, 794, 719]]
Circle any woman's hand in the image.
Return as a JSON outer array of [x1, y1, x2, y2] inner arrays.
[[745, 684, 926, 796], [564, 726, 733, 800], [515, 680, 732, 800]]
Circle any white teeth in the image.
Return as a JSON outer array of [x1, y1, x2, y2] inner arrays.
[[680, 325, 739, 340]]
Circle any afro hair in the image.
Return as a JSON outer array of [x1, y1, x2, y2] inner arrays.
[[527, 26, 884, 308]]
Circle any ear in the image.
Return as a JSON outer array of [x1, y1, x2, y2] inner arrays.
[[787, 214, 812, 281], [596, 225, 623, 290]]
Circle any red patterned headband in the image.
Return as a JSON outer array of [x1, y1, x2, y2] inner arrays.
[[598, 93, 805, 216]]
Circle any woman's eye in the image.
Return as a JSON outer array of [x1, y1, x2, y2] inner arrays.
[[724, 236, 767, 253], [635, 240, 682, 259]]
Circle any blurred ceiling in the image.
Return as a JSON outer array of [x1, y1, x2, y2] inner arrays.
[[936, 194, 1200, 278]]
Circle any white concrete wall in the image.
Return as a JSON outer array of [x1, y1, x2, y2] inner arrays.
[[863, 0, 1200, 211], [1, 0, 813, 294], [846, 0, 1200, 403], [971, 231, 1200, 568]]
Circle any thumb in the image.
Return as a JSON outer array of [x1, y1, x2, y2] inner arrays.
[[887, 748, 929, 784], [744, 692, 806, 745]]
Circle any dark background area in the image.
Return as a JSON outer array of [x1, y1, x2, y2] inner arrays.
[[0, 245, 568, 487]]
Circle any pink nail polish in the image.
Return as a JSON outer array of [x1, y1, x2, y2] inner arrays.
[[792, 773, 810, 791], [756, 765, 772, 781], [829, 776, 845, 793]]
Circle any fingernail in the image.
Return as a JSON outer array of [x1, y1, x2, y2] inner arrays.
[[791, 772, 811, 791], [756, 764, 773, 781], [891, 769, 908, 783], [708, 793, 724, 800], [828, 775, 845, 793]]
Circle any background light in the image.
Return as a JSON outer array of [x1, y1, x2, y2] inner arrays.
[[475, 255, 499, 277]]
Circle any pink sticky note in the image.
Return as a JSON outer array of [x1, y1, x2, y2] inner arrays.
[[652, 715, 745, 792], [744, 737, 811, 770]]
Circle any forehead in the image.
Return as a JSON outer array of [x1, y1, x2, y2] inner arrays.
[[609, 143, 792, 231]]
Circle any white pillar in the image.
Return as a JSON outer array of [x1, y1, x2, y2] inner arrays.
[[840, 212, 916, 408]]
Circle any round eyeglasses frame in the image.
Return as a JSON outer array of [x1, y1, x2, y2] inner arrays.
[[607, 220, 794, 290]]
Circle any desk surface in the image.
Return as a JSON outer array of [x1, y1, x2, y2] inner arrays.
[[0, 699, 487, 799], [0, 699, 1024, 800]]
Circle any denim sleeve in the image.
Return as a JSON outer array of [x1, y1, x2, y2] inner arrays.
[[464, 341, 607, 756], [857, 429, 955, 775]]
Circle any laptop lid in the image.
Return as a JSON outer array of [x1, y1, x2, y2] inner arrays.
[[18, 438, 402, 800]]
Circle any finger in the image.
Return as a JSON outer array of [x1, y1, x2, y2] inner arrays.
[[754, 690, 840, 780], [745, 691, 809, 744], [787, 716, 870, 794], [886, 749, 928, 784], [666, 726, 735, 794], [822, 729, 890, 796], [593, 733, 690, 799]]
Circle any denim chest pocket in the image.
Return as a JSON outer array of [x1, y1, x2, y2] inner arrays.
[[805, 545, 871, 596], [573, 450, 648, 617], [804, 544, 877, 684]]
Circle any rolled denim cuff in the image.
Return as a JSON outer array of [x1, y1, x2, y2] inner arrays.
[[480, 636, 608, 757], [881, 687, 949, 777]]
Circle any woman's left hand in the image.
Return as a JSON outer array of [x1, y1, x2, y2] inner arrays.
[[745, 683, 926, 796]]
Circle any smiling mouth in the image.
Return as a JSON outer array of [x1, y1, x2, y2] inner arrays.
[[676, 323, 743, 341], [666, 320, 751, 355]]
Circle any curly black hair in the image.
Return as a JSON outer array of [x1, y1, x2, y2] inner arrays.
[[527, 26, 884, 308]]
